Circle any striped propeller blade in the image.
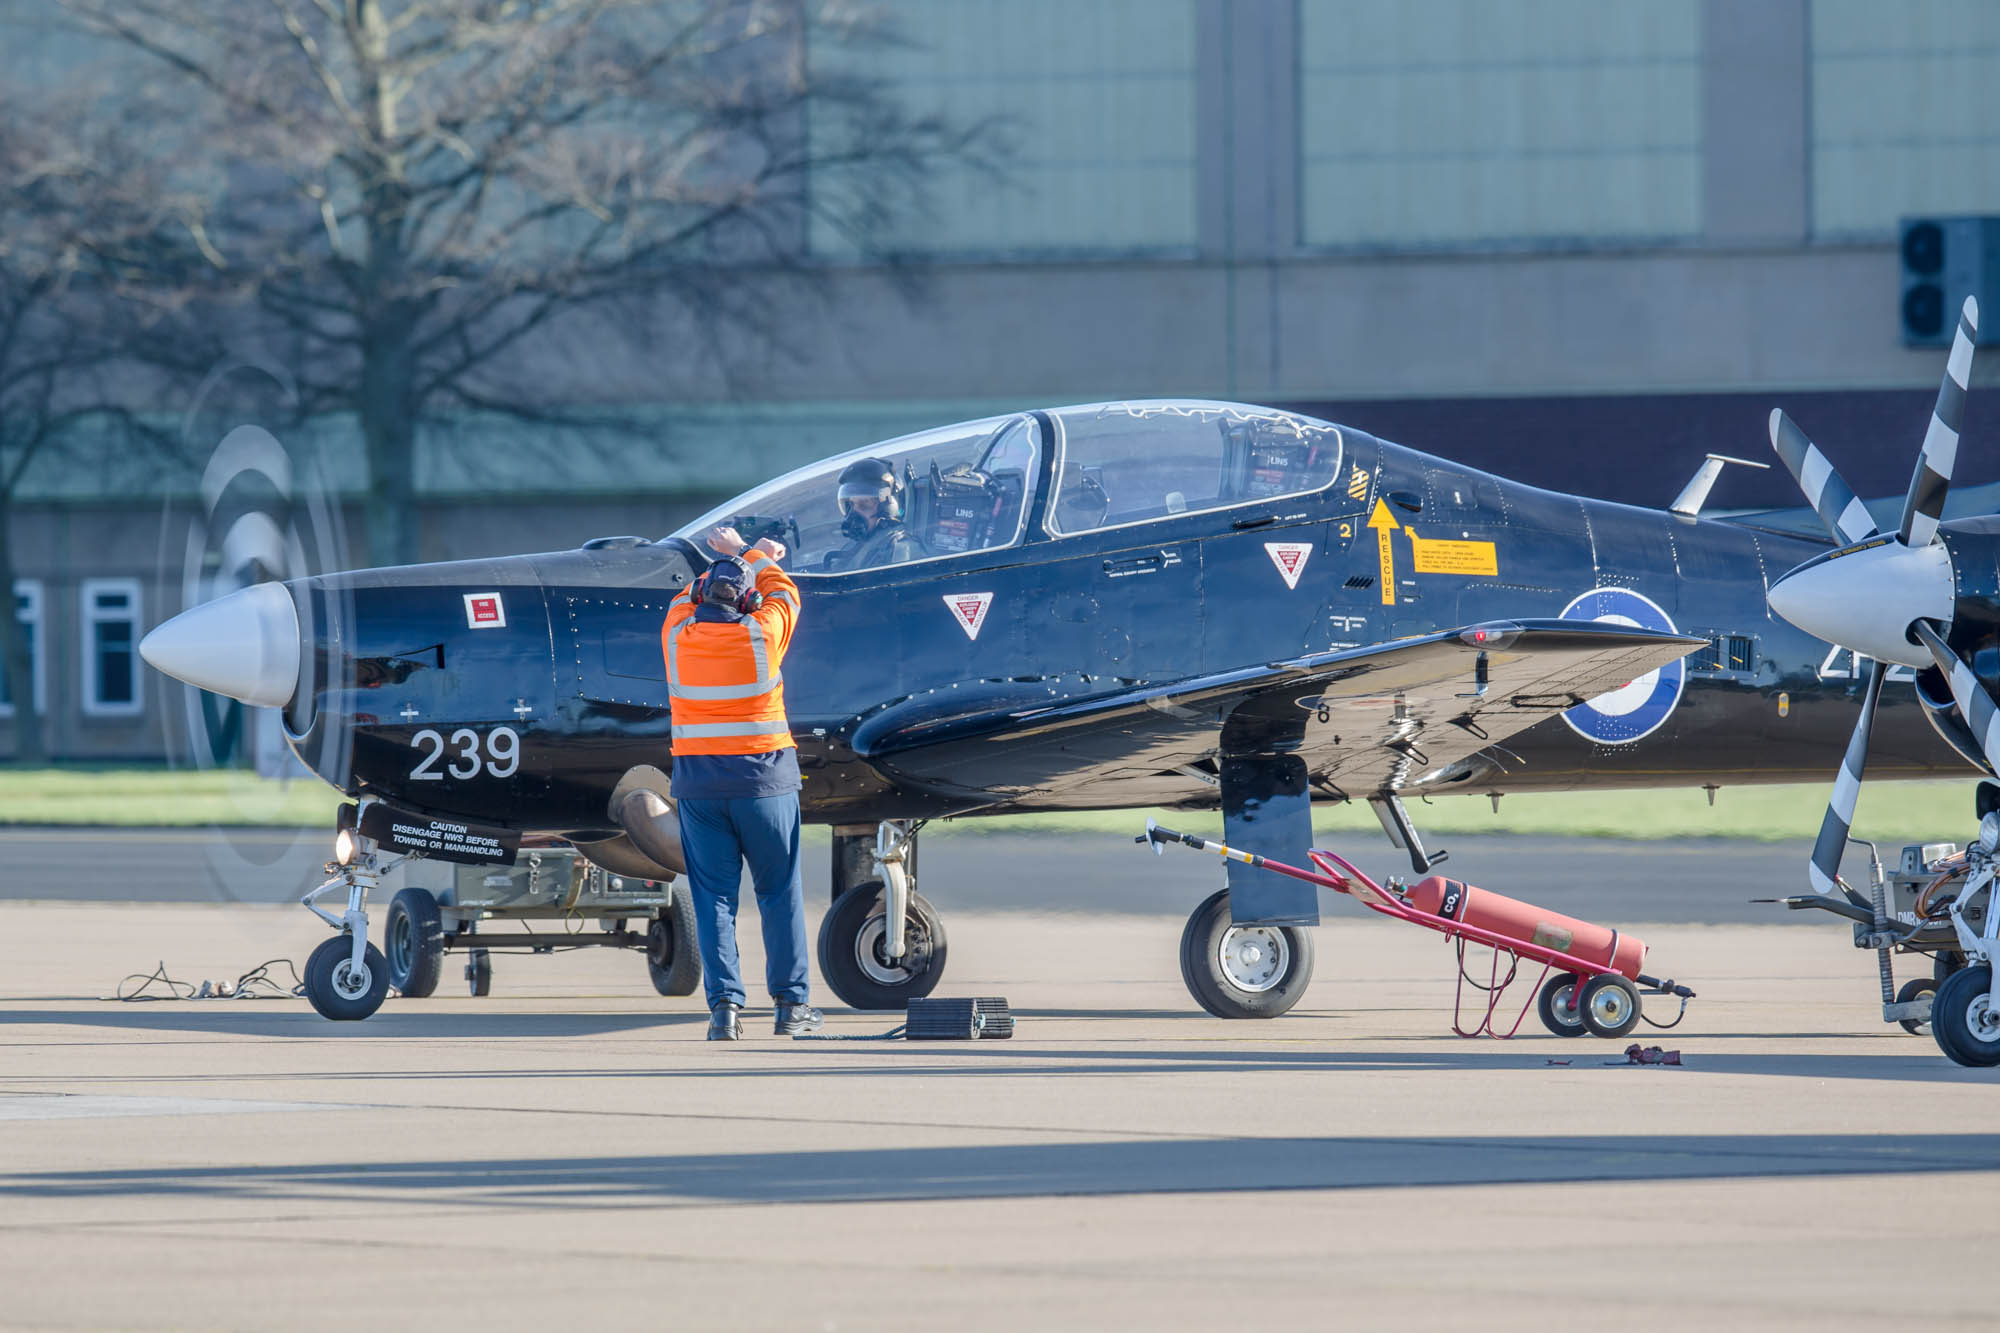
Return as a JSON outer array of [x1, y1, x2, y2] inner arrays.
[[1913, 620, 2000, 778], [1807, 659, 1884, 897], [1769, 409, 1878, 546], [1900, 295, 1979, 548]]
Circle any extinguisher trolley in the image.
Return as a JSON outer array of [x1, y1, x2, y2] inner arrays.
[[1140, 820, 1696, 1038]]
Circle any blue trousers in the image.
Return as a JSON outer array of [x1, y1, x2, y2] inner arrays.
[[675, 794, 809, 1010]]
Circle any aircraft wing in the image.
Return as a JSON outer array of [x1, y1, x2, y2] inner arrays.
[[849, 619, 1704, 804]]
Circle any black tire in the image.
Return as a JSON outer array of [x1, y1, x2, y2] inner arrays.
[[647, 888, 702, 997], [1931, 964, 2000, 1066], [1896, 975, 1938, 1036], [815, 881, 947, 1010], [1177, 888, 1315, 1019], [465, 948, 492, 997], [303, 935, 389, 1021], [1536, 972, 1587, 1037], [384, 888, 444, 998], [1578, 973, 1642, 1039], [1936, 950, 1967, 985]]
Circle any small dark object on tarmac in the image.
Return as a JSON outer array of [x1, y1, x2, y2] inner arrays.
[[1544, 1059, 1572, 1066], [1613, 1044, 1682, 1066], [906, 996, 1013, 1040]]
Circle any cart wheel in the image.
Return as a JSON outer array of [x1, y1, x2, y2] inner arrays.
[[1536, 973, 1587, 1037], [1896, 975, 1938, 1036], [465, 948, 492, 997], [1578, 973, 1642, 1039], [1931, 964, 2000, 1066], [647, 889, 702, 998], [303, 935, 389, 1021], [384, 888, 444, 998], [1936, 950, 1967, 985], [1178, 888, 1315, 1019]]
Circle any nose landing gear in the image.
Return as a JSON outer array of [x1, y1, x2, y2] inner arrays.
[[300, 818, 394, 1021]]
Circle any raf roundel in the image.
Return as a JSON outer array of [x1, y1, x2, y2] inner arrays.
[[1556, 587, 1684, 745]]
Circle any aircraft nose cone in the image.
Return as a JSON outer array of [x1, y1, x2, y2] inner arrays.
[[139, 582, 301, 707], [1765, 540, 1953, 670]]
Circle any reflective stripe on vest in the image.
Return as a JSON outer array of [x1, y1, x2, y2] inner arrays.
[[672, 720, 791, 739], [666, 619, 783, 701]]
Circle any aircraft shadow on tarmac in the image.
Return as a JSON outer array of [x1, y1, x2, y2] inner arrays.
[[3, 1133, 1997, 1207]]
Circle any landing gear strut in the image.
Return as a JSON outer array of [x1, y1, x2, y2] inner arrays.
[[817, 821, 948, 1009], [300, 817, 395, 1021]]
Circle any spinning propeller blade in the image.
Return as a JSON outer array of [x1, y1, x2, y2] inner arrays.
[[1901, 297, 1978, 548], [1767, 409, 1878, 546], [1806, 659, 1883, 896], [1912, 620, 2000, 777]]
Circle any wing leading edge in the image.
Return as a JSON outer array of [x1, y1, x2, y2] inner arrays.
[[850, 620, 1704, 805]]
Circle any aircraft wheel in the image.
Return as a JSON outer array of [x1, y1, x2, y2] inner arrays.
[[1178, 889, 1314, 1019], [1536, 973, 1587, 1037], [465, 948, 493, 997], [1578, 973, 1642, 1039], [1932, 965, 2000, 1066], [1896, 976, 1938, 1036], [816, 880, 947, 1011], [647, 890, 702, 997], [384, 889, 444, 998], [303, 936, 389, 1021]]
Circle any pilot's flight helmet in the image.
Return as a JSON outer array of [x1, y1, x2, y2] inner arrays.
[[836, 457, 902, 526]]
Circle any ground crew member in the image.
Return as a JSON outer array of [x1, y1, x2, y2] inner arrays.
[[663, 525, 820, 1041]]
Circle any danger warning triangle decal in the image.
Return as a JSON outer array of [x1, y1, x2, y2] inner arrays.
[[944, 591, 994, 641], [1264, 542, 1312, 590]]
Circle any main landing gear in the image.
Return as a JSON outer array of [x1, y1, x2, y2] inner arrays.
[[817, 821, 948, 1010], [1178, 887, 1316, 1019]]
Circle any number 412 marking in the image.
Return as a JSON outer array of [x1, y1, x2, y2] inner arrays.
[[410, 726, 521, 780]]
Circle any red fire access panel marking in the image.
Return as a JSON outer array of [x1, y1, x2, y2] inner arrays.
[[463, 593, 507, 629]]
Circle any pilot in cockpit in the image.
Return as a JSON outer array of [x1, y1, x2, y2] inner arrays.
[[823, 457, 924, 571]]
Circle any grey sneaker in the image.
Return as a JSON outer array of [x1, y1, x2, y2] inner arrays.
[[774, 1002, 823, 1036], [707, 1003, 742, 1041]]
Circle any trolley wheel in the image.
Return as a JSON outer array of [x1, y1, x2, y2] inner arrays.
[[1931, 964, 2000, 1066], [647, 889, 702, 998], [1896, 975, 1938, 1036], [1536, 972, 1588, 1037], [1936, 950, 1967, 985], [384, 888, 444, 998], [1177, 888, 1315, 1020], [303, 935, 389, 1021], [816, 880, 947, 1011], [465, 948, 492, 997], [1578, 973, 1642, 1039]]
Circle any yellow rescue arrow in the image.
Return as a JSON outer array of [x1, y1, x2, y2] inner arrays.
[[1367, 497, 1398, 606]]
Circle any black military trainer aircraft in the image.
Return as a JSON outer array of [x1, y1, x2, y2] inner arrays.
[[143, 379, 1977, 1021]]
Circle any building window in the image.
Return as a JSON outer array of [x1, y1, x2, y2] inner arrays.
[[1299, 0, 1702, 248], [0, 580, 45, 716], [1810, 1, 2000, 236], [82, 578, 142, 717], [807, 0, 1199, 256]]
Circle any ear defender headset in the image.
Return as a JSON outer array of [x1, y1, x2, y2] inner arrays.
[[692, 556, 765, 616]]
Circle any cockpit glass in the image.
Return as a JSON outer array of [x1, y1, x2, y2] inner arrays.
[[1047, 402, 1343, 536], [670, 414, 1043, 576]]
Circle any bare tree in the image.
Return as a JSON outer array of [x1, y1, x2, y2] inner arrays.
[[58, 0, 988, 567], [0, 91, 215, 762]]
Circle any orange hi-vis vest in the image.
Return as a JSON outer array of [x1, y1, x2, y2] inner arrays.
[[661, 550, 801, 756]]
